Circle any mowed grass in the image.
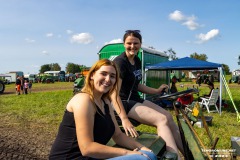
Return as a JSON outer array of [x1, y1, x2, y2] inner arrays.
[[1, 80, 240, 152]]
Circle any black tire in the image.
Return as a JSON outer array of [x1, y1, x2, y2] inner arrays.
[[0, 80, 5, 94]]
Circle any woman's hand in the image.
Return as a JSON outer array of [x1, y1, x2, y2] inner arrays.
[[122, 118, 139, 138], [126, 150, 146, 156], [136, 146, 153, 153], [126, 149, 151, 159], [158, 84, 169, 94]]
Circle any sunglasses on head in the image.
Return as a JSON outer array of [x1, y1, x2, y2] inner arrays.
[[125, 30, 141, 33]]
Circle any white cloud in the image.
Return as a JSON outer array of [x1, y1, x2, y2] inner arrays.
[[169, 10, 185, 22], [70, 33, 94, 44], [66, 30, 73, 34], [46, 33, 54, 37], [104, 38, 122, 45], [25, 38, 35, 43], [196, 29, 220, 43], [169, 10, 202, 30], [41, 50, 49, 55], [182, 19, 200, 30]]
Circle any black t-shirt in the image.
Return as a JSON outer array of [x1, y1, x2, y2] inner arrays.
[[114, 52, 142, 102], [16, 78, 21, 85], [49, 100, 115, 160]]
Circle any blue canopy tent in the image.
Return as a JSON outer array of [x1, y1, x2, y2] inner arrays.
[[145, 57, 224, 114], [146, 57, 222, 70]]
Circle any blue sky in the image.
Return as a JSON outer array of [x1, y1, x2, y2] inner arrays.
[[1, 0, 240, 74]]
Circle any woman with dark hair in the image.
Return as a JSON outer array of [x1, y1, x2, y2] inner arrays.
[[49, 59, 156, 160], [204, 81, 215, 97], [111, 30, 184, 159]]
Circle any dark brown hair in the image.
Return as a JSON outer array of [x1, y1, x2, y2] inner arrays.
[[123, 30, 142, 43]]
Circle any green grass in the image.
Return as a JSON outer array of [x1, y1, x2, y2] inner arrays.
[[1, 80, 240, 152]]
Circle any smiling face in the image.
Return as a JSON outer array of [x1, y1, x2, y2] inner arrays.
[[91, 65, 117, 94], [124, 35, 141, 57]]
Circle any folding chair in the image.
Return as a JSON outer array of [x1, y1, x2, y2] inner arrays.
[[200, 89, 219, 113]]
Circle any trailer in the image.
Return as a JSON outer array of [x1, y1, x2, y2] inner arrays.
[[98, 43, 169, 99], [231, 69, 240, 83], [4, 71, 24, 83]]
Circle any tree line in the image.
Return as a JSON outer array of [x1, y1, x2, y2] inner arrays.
[[39, 63, 87, 74]]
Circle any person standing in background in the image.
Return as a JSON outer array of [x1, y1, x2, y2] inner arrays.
[[28, 80, 33, 93], [24, 80, 29, 94], [15, 76, 21, 95], [20, 76, 24, 94]]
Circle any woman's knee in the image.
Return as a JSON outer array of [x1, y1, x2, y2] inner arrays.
[[155, 113, 168, 125], [155, 111, 174, 126]]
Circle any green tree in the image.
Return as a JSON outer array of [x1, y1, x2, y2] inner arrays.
[[79, 65, 87, 73], [190, 52, 208, 61], [66, 63, 81, 73], [168, 48, 178, 60], [39, 63, 61, 73], [39, 64, 51, 73], [164, 48, 178, 60], [222, 64, 231, 75], [50, 63, 61, 71]]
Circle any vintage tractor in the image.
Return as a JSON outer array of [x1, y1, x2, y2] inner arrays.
[[73, 77, 85, 95], [0, 80, 5, 94]]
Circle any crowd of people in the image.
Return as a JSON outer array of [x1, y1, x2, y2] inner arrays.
[[15, 75, 32, 95]]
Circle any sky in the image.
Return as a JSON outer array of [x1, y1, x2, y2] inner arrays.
[[1, 0, 240, 74]]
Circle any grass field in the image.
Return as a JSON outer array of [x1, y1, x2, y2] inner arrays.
[[0, 78, 240, 158]]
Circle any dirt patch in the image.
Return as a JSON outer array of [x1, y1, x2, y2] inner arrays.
[[0, 83, 73, 159], [0, 117, 57, 160], [0, 126, 50, 159]]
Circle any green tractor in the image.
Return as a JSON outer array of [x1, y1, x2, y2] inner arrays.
[[0, 80, 5, 94], [37, 74, 55, 83], [73, 76, 85, 94]]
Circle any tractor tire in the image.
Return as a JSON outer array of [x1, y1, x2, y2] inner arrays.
[[0, 80, 5, 94]]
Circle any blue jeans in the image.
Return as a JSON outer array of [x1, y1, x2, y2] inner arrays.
[[107, 150, 157, 160]]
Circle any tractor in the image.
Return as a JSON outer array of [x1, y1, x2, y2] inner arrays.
[[73, 76, 85, 95], [0, 80, 5, 94]]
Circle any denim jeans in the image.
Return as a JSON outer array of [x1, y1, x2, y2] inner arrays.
[[107, 150, 157, 160]]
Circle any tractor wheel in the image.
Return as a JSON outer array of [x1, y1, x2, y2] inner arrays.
[[0, 80, 5, 94]]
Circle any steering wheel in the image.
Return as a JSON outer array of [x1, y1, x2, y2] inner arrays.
[[154, 88, 199, 101]]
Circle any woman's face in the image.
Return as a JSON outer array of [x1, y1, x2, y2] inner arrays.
[[124, 35, 141, 57], [91, 65, 116, 94]]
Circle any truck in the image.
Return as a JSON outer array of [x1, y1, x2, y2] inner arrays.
[[98, 43, 169, 99], [37, 71, 66, 83], [24, 74, 38, 82], [4, 71, 24, 83]]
